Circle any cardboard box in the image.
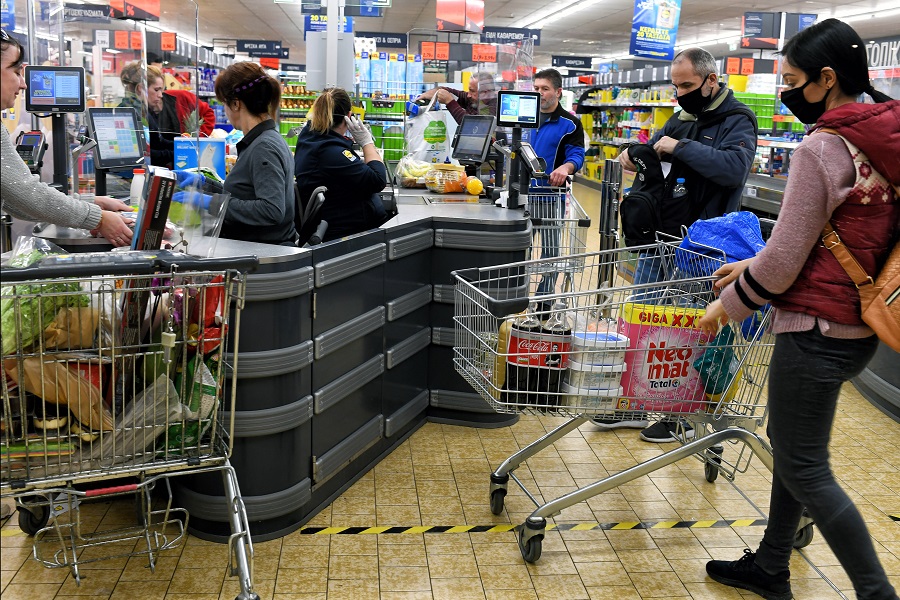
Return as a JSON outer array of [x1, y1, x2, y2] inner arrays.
[[173, 138, 226, 179]]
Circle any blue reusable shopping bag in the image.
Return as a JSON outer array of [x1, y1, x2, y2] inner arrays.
[[675, 211, 766, 277]]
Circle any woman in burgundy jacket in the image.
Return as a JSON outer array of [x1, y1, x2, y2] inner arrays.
[[699, 18, 899, 600]]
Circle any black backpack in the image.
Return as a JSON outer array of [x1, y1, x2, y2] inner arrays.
[[619, 107, 758, 247]]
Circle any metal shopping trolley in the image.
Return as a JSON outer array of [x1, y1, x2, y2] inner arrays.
[[0, 251, 260, 600], [523, 183, 591, 296], [452, 241, 813, 563]]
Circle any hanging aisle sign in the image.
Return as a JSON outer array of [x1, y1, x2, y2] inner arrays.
[[480, 26, 540, 46], [357, 32, 407, 48], [629, 0, 681, 61], [39, 2, 112, 23], [552, 56, 592, 69], [237, 39, 284, 57]]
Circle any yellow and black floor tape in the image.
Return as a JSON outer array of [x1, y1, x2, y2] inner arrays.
[[299, 518, 770, 535], [891, 514, 900, 522]]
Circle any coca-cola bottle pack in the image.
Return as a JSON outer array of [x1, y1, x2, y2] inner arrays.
[[539, 301, 573, 405], [503, 303, 542, 404]]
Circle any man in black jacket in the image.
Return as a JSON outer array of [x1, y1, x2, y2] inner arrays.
[[597, 48, 757, 441]]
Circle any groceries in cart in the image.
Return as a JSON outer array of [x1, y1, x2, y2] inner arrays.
[[1, 238, 232, 481]]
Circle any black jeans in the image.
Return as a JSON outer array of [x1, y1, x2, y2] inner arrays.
[[755, 328, 897, 600]]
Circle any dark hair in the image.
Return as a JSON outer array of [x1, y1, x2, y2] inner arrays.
[[308, 87, 352, 134], [0, 29, 26, 67], [215, 62, 282, 117], [781, 18, 892, 103], [534, 68, 563, 90], [672, 47, 717, 79], [146, 52, 162, 65]]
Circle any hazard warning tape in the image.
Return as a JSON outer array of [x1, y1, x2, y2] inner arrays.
[[299, 518, 770, 535], [891, 514, 900, 522]]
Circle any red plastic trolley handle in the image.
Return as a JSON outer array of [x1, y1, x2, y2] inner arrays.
[[85, 484, 139, 497]]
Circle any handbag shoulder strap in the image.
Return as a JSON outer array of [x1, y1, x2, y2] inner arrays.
[[822, 222, 874, 288]]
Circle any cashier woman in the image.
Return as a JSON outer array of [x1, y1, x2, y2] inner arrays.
[[0, 30, 134, 247], [294, 88, 387, 242]]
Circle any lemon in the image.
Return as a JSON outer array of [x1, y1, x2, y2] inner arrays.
[[466, 177, 484, 196]]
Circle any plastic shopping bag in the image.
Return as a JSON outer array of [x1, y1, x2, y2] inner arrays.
[[675, 211, 765, 277], [404, 96, 458, 165], [693, 325, 741, 396]]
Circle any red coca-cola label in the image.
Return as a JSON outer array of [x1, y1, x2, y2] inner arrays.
[[507, 330, 571, 370]]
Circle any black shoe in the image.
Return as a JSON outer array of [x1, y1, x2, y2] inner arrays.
[[639, 420, 695, 443], [706, 549, 792, 600]]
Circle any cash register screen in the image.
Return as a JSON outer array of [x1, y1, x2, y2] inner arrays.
[[86, 107, 146, 170], [452, 115, 496, 164], [24, 66, 85, 113], [497, 90, 540, 128]]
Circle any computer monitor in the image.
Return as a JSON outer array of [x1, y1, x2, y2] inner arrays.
[[452, 115, 496, 165], [496, 90, 540, 128], [85, 107, 146, 170], [24, 66, 85, 114]]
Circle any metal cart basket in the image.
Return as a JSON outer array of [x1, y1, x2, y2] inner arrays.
[[452, 241, 812, 563], [1, 251, 260, 600], [524, 184, 591, 295]]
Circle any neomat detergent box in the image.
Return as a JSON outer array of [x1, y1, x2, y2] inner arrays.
[[617, 301, 713, 413]]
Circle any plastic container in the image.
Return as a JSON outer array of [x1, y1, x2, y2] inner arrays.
[[561, 384, 624, 410], [129, 168, 146, 208], [571, 330, 629, 366], [566, 360, 626, 391]]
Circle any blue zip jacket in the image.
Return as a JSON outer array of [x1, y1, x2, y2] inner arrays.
[[522, 103, 585, 177]]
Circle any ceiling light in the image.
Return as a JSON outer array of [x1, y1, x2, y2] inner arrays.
[[515, 0, 604, 29]]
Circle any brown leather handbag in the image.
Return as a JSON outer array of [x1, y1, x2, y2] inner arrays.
[[822, 222, 900, 352]]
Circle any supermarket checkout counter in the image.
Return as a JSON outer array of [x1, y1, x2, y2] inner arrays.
[[31, 194, 532, 542], [741, 174, 899, 423]]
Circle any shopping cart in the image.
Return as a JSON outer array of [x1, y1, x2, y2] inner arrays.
[[523, 183, 591, 295], [1, 251, 260, 600], [452, 240, 813, 563]]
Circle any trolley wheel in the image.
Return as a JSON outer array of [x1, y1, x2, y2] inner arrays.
[[793, 524, 814, 549], [704, 445, 724, 483], [489, 488, 507, 515], [17, 501, 50, 536], [519, 535, 543, 563]]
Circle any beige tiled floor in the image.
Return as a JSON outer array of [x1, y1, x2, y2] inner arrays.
[[2, 182, 899, 599]]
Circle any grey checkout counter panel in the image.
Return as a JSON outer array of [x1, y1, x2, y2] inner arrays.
[[34, 196, 532, 542], [741, 175, 900, 423]]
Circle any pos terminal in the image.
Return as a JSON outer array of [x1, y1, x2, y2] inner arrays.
[[494, 90, 545, 210], [15, 131, 47, 174]]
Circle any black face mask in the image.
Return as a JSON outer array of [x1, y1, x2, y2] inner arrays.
[[780, 78, 831, 125], [677, 78, 714, 115]]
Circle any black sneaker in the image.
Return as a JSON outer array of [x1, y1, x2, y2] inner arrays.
[[590, 415, 648, 430], [706, 549, 792, 600], [640, 420, 695, 443]]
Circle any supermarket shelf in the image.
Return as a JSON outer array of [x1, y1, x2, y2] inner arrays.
[[281, 109, 309, 114], [757, 138, 801, 149], [283, 95, 317, 100], [580, 101, 678, 109]]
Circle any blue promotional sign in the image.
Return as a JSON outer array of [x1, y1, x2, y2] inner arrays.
[[237, 40, 283, 57], [357, 31, 407, 48], [303, 14, 353, 33], [1, 0, 14, 30], [481, 26, 541, 46], [629, 0, 681, 61]]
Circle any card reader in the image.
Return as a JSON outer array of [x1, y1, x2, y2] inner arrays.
[[15, 131, 47, 173]]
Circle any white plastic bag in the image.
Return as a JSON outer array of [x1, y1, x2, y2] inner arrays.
[[404, 95, 459, 165]]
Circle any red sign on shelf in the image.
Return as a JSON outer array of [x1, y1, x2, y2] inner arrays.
[[740, 57, 755, 75], [161, 32, 176, 51], [130, 31, 143, 50], [435, 42, 450, 61], [726, 57, 740, 75], [259, 57, 280, 69], [421, 41, 435, 60], [471, 43, 496, 63], [114, 30, 129, 50]]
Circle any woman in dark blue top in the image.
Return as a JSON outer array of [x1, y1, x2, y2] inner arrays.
[[293, 88, 386, 242]]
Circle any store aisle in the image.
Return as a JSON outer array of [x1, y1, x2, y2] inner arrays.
[[1, 382, 898, 600], [2, 184, 898, 599]]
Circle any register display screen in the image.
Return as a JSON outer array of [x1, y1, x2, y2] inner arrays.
[[497, 90, 540, 128], [24, 66, 85, 113], [452, 115, 496, 164], [86, 108, 146, 170]]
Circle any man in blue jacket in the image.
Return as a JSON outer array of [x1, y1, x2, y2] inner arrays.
[[600, 47, 758, 441], [523, 69, 586, 296]]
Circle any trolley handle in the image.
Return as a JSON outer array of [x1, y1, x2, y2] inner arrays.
[[0, 250, 259, 282]]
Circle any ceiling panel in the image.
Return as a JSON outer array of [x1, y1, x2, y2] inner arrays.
[[152, 0, 900, 69]]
